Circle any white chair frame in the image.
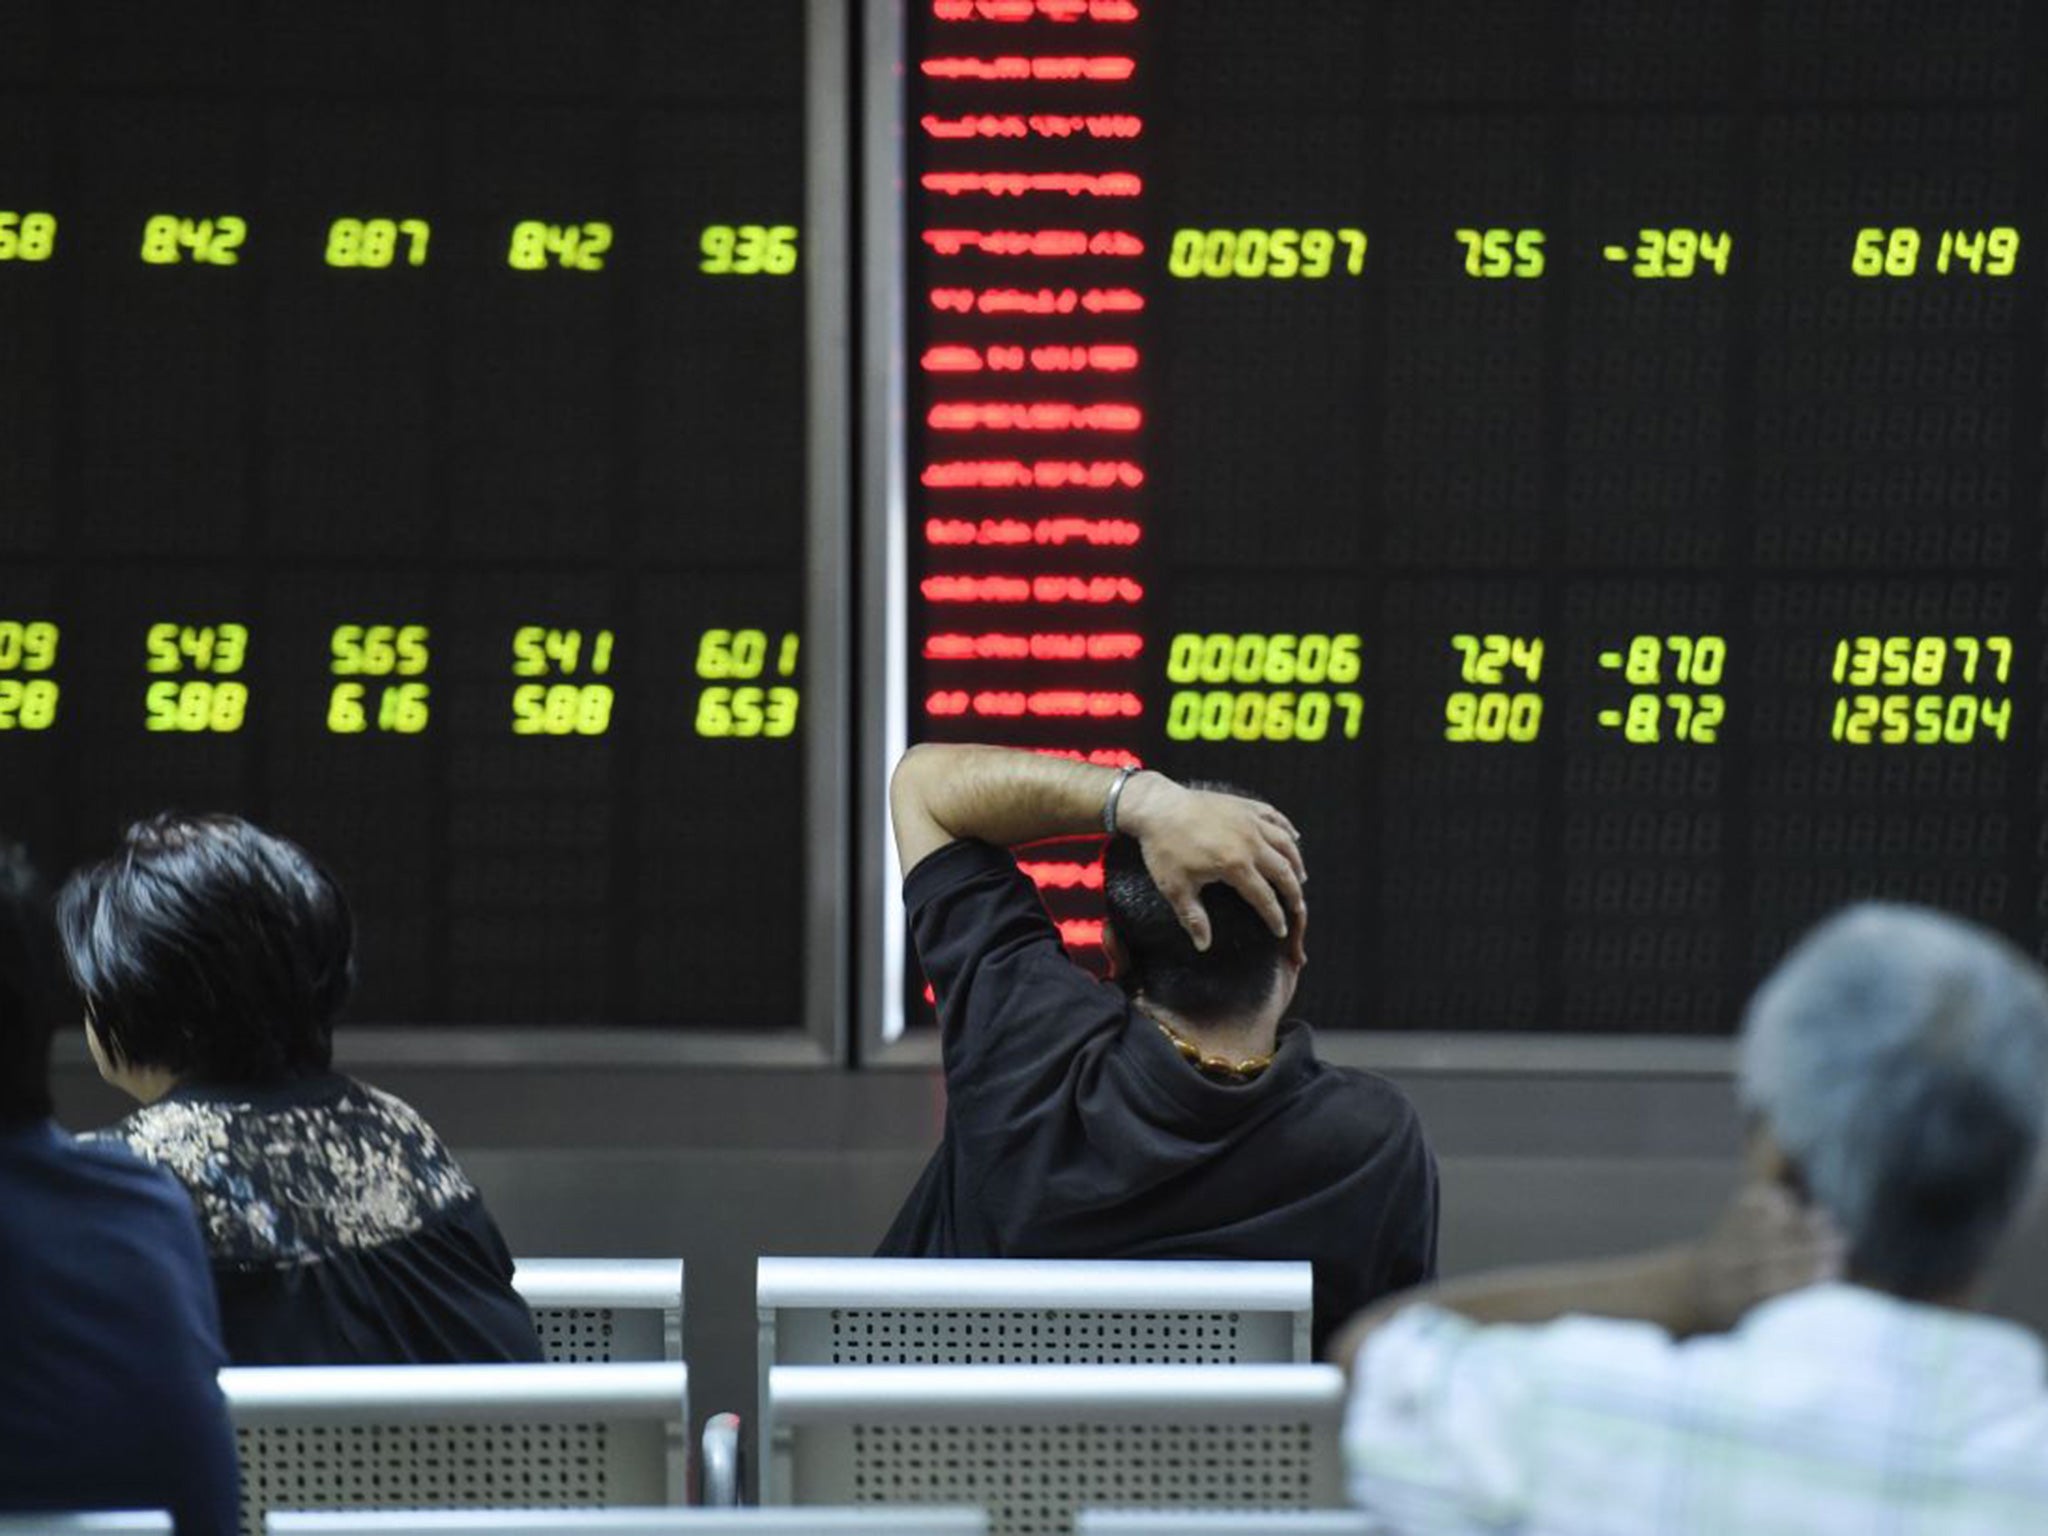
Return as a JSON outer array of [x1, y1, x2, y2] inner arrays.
[[757, 1259, 1314, 1483], [513, 1258, 685, 1363], [268, 1510, 988, 1536]]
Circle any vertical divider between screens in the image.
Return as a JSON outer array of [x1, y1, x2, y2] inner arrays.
[[1720, 0, 1760, 1031], [807, 0, 855, 1061], [49, 2, 86, 871], [1537, 1, 1572, 1036], [604, 3, 643, 1028], [423, 7, 457, 1020], [857, 0, 912, 1060], [234, 0, 271, 827], [2015, 3, 2048, 974]]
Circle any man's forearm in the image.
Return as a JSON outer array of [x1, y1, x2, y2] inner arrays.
[[1330, 1181, 1843, 1372], [1331, 1246, 1701, 1370], [889, 742, 1304, 950], [890, 743, 1129, 871]]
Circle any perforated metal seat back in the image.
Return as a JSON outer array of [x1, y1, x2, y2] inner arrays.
[[514, 1260, 684, 1365], [797, 1417, 1336, 1536], [767, 1364, 1345, 1536], [799, 1307, 1282, 1365], [235, 1420, 670, 1536], [529, 1306, 673, 1363], [761, 1260, 1310, 1370]]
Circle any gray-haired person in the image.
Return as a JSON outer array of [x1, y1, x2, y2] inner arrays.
[[1334, 903, 2048, 1536]]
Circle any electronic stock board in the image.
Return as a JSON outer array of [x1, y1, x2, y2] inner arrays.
[[0, 1, 809, 1029], [4, 2, 2043, 1042], [902, 0, 2047, 1036]]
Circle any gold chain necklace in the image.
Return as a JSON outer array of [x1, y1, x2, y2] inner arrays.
[[1153, 1017, 1273, 1083]]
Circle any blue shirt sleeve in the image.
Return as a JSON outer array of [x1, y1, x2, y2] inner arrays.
[[141, 1177, 243, 1536], [0, 1128, 240, 1536]]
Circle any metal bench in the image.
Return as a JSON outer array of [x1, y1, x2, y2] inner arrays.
[[224, 1361, 688, 1536], [763, 1363, 1346, 1536]]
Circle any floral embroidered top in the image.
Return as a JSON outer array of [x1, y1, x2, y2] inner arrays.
[[93, 1072, 542, 1367]]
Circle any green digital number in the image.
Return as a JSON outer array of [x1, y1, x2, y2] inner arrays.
[[145, 679, 246, 733], [508, 220, 613, 272], [1830, 635, 2011, 688], [0, 679, 59, 731], [1450, 633, 1543, 685], [511, 626, 613, 677], [699, 224, 798, 275], [1850, 227, 1922, 278], [1163, 633, 1362, 686], [145, 622, 247, 674], [331, 623, 430, 677], [1604, 634, 1727, 687], [1164, 689, 1363, 743], [140, 214, 245, 266], [1455, 227, 1545, 279], [1608, 228, 1731, 278], [0, 621, 60, 672], [0, 211, 57, 262], [1933, 226, 2020, 277], [1444, 690, 1542, 742], [1612, 692, 1725, 744], [511, 682, 613, 736], [694, 628, 769, 679], [325, 217, 431, 268], [328, 681, 429, 734], [1165, 228, 1367, 280], [1830, 694, 2011, 745], [695, 685, 799, 738]]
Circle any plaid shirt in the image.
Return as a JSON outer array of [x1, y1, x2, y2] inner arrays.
[[1345, 1283, 2048, 1535]]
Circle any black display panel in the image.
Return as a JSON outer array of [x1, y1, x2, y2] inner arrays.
[[904, 0, 2047, 1034], [0, 0, 808, 1028]]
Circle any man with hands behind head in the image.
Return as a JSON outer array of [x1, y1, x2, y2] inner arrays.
[[1335, 902, 2048, 1536], [877, 745, 1438, 1352]]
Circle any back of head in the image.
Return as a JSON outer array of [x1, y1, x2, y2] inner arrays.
[[1739, 902, 2048, 1300], [57, 813, 356, 1084], [0, 842, 53, 1123], [1103, 781, 1289, 1023]]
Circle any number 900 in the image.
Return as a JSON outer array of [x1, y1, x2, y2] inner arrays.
[[1444, 691, 1542, 743]]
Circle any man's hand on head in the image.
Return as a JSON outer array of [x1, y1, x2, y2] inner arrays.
[[1115, 772, 1307, 954], [1685, 1181, 1846, 1334]]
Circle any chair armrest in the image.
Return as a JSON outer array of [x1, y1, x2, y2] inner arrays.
[[700, 1411, 745, 1506]]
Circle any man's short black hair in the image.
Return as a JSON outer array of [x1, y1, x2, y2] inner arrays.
[[0, 842, 54, 1124], [57, 813, 356, 1084], [1102, 780, 1291, 1022]]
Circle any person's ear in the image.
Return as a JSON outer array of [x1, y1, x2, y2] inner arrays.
[[1101, 923, 1129, 979], [82, 1015, 118, 1085]]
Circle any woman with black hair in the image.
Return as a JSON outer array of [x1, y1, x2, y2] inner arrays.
[[58, 812, 542, 1367]]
